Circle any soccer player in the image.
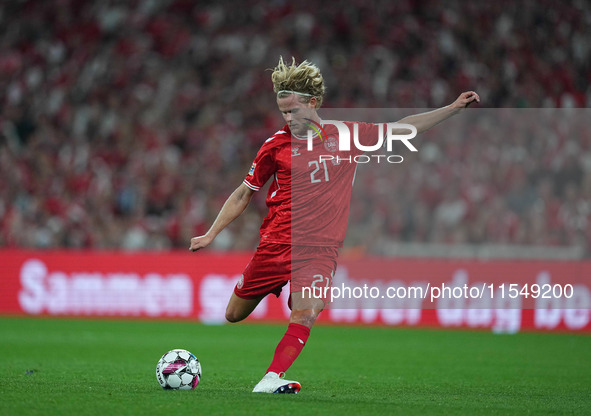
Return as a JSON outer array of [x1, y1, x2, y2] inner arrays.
[[190, 57, 479, 393]]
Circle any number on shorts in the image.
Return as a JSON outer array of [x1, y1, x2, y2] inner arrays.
[[311, 274, 330, 289]]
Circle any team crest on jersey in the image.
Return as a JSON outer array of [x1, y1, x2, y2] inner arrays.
[[237, 275, 244, 289], [324, 136, 338, 152], [292, 146, 301, 156], [248, 162, 256, 176]]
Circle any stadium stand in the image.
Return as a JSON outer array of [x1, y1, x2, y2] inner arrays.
[[0, 0, 589, 256]]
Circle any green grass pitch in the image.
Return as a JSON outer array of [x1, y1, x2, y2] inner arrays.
[[0, 317, 590, 416]]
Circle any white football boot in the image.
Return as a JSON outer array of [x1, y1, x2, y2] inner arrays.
[[252, 372, 301, 394]]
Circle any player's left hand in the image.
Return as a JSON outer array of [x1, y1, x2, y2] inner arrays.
[[451, 91, 480, 109]]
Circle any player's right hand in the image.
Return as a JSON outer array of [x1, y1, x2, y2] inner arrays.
[[189, 235, 213, 252]]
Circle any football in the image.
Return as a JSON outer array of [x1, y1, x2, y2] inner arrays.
[[155, 349, 202, 390]]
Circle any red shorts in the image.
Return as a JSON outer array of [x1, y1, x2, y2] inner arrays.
[[234, 242, 339, 302]]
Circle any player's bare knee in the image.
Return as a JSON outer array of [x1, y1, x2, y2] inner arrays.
[[290, 309, 322, 328], [225, 309, 245, 323], [225, 313, 242, 323]]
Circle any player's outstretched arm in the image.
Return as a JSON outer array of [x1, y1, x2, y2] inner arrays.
[[395, 91, 480, 134], [189, 183, 255, 252]]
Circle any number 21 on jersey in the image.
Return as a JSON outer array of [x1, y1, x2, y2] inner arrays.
[[308, 160, 329, 183]]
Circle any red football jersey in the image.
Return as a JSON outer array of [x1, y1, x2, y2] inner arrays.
[[243, 121, 381, 247]]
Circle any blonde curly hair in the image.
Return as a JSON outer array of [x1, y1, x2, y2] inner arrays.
[[272, 56, 325, 108]]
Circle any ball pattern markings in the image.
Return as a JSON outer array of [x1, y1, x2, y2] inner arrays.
[[156, 349, 201, 390]]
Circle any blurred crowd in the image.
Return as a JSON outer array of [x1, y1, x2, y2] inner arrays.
[[346, 109, 591, 256], [1, 0, 590, 255]]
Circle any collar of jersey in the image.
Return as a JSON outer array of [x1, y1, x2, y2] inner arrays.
[[288, 119, 323, 142]]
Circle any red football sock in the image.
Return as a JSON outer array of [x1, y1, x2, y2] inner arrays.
[[266, 323, 311, 374]]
